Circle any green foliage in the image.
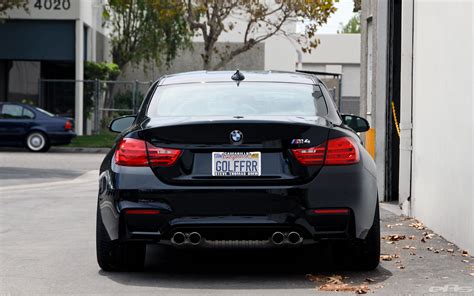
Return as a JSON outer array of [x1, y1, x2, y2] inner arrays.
[[353, 0, 361, 12], [84, 61, 121, 81], [183, 0, 338, 69], [83, 61, 121, 118], [338, 14, 361, 34], [21, 98, 36, 106], [68, 133, 117, 148], [113, 90, 144, 114], [103, 0, 191, 71], [0, 0, 28, 15]]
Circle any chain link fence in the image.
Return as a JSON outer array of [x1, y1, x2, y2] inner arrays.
[[38, 79, 153, 135]]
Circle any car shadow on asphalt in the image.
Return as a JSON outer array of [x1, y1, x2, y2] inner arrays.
[[98, 244, 393, 290]]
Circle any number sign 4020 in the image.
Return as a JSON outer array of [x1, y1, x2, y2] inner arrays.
[[34, 0, 71, 10]]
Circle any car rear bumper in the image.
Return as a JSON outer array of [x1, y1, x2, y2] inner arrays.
[[98, 157, 378, 247], [49, 131, 76, 145]]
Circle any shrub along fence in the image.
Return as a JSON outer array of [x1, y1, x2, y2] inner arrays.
[[38, 79, 153, 135]]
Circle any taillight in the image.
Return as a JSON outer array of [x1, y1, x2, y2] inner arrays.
[[115, 138, 148, 166], [324, 137, 360, 165], [291, 136, 359, 166], [125, 209, 161, 215], [290, 144, 325, 165], [114, 138, 182, 167], [146, 143, 182, 167], [64, 120, 73, 131]]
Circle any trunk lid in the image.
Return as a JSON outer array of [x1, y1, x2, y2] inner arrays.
[[140, 116, 332, 185]]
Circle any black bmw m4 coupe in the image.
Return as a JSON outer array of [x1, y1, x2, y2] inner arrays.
[[96, 70, 380, 271]]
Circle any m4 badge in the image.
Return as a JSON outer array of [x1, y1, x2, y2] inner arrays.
[[291, 139, 311, 144]]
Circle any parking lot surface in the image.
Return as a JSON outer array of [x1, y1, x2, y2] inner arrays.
[[0, 151, 472, 295]]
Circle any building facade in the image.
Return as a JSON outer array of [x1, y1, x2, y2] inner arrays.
[[360, 0, 473, 253], [0, 0, 109, 135]]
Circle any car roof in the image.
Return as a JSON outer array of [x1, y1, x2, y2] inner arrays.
[[159, 70, 322, 85], [0, 102, 29, 107]]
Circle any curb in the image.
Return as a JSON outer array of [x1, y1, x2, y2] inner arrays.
[[50, 147, 110, 153], [380, 202, 403, 216]]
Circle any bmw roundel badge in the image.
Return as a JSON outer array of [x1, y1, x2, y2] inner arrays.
[[230, 130, 243, 144]]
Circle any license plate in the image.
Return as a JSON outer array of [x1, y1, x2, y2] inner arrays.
[[212, 152, 261, 176]]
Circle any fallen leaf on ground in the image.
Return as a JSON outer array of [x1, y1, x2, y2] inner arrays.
[[397, 265, 405, 269], [319, 283, 370, 294], [305, 274, 326, 283], [386, 223, 403, 229], [461, 259, 469, 263], [380, 254, 399, 261], [423, 233, 435, 239], [327, 275, 344, 285], [364, 278, 375, 283], [382, 234, 406, 241], [461, 250, 469, 257], [409, 221, 426, 230], [447, 248, 454, 253], [408, 235, 416, 240]]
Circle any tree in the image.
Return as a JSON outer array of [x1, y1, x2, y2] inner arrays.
[[179, 0, 337, 70], [84, 61, 120, 118], [353, 0, 361, 13], [338, 14, 360, 34], [103, 0, 190, 73], [0, 0, 28, 15]]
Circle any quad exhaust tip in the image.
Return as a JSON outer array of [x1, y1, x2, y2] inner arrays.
[[171, 232, 202, 246], [271, 231, 302, 245], [271, 232, 285, 244], [171, 232, 186, 245], [287, 231, 302, 244], [188, 232, 202, 245]]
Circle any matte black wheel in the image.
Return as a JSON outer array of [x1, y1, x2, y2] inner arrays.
[[96, 204, 146, 271], [331, 201, 380, 270], [353, 202, 380, 270]]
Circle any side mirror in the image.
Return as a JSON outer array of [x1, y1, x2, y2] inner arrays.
[[109, 115, 136, 133], [341, 114, 370, 133]]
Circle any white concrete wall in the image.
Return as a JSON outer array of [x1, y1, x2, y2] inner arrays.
[[341, 64, 360, 97], [411, 0, 473, 253], [301, 34, 361, 64]]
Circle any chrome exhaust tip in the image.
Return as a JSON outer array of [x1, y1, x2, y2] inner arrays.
[[271, 232, 285, 245], [188, 232, 202, 245], [171, 232, 186, 245], [287, 231, 301, 244]]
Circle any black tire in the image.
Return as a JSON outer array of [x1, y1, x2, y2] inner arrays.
[[353, 201, 380, 270], [96, 204, 146, 271], [25, 131, 50, 152], [331, 201, 380, 270]]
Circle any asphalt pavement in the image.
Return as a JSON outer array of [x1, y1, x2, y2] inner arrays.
[[0, 151, 472, 295]]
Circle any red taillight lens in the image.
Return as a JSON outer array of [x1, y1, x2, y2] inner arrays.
[[291, 144, 325, 165], [325, 137, 359, 165], [146, 143, 182, 167], [313, 208, 350, 215], [125, 209, 161, 215], [114, 138, 182, 167], [64, 120, 73, 131], [291, 136, 359, 166], [115, 138, 148, 166]]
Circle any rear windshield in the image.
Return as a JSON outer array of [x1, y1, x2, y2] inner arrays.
[[147, 82, 328, 117]]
